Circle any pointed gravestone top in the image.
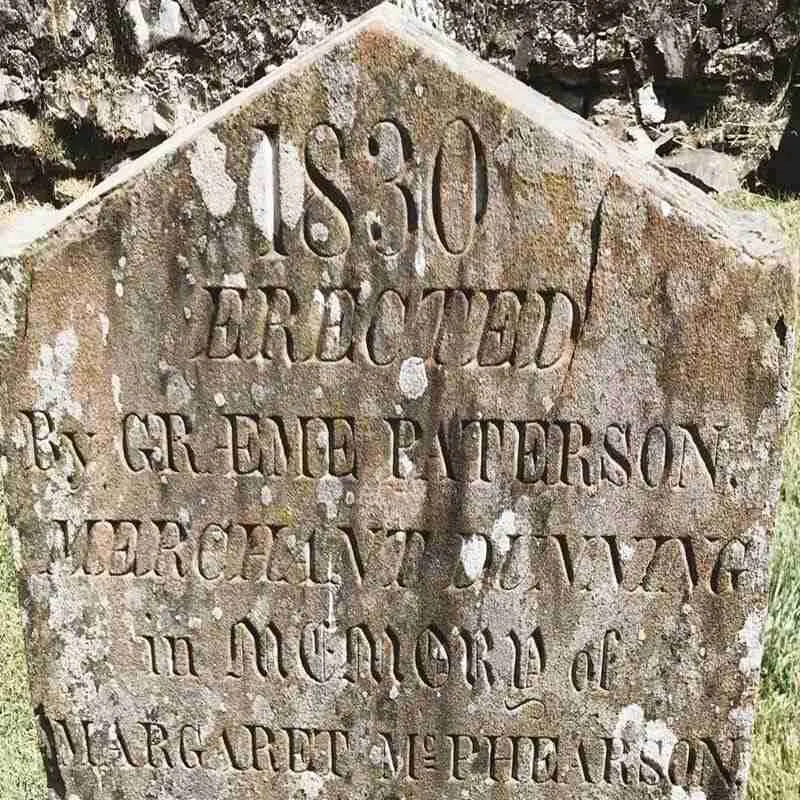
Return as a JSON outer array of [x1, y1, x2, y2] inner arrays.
[[0, 4, 794, 799]]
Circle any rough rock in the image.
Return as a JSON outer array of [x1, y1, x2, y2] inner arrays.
[[0, 109, 40, 150], [705, 40, 775, 85], [0, 0, 799, 201], [0, 203, 58, 256], [637, 83, 667, 125], [662, 148, 744, 193], [0, 5, 794, 800], [53, 176, 95, 206]]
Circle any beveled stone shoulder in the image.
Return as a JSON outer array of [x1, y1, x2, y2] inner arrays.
[[0, 0, 792, 266]]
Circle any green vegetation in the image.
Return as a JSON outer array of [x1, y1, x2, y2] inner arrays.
[[719, 192, 800, 253], [747, 362, 800, 798], [0, 511, 46, 799], [718, 192, 800, 800], [0, 192, 799, 798]]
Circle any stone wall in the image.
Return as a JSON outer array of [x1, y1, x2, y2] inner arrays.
[[1, 0, 799, 203]]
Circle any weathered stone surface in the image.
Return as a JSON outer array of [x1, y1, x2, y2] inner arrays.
[[0, 5, 794, 800]]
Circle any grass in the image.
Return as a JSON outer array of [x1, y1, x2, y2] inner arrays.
[[719, 192, 800, 253], [719, 191, 800, 800], [0, 511, 46, 799], [1, 192, 799, 797], [747, 371, 800, 798]]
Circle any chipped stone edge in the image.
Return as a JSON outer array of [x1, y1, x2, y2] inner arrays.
[[0, 0, 794, 269]]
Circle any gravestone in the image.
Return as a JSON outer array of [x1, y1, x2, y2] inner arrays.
[[0, 4, 794, 799]]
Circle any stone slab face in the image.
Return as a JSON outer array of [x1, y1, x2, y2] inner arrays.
[[0, 5, 794, 799]]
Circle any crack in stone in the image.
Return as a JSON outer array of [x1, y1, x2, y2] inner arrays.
[[550, 174, 613, 414], [585, 176, 612, 328]]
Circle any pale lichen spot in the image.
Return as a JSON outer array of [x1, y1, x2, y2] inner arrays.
[[190, 130, 237, 218], [671, 788, 707, 800], [643, 718, 677, 773], [459, 535, 487, 582], [490, 510, 525, 558], [98, 312, 110, 345], [260, 486, 273, 507], [31, 328, 82, 423], [10, 418, 26, 450], [214, 392, 226, 408], [737, 609, 766, 675], [278, 141, 305, 229], [311, 222, 330, 243], [365, 210, 381, 242], [612, 705, 677, 776], [222, 271, 247, 288], [249, 132, 275, 240], [613, 703, 645, 739], [414, 238, 426, 276], [111, 374, 123, 412], [398, 356, 428, 399], [296, 769, 325, 800], [398, 450, 416, 479], [155, 0, 184, 41]]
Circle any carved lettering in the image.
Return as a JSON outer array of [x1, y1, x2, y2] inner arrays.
[[431, 119, 487, 255], [387, 417, 728, 490]]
